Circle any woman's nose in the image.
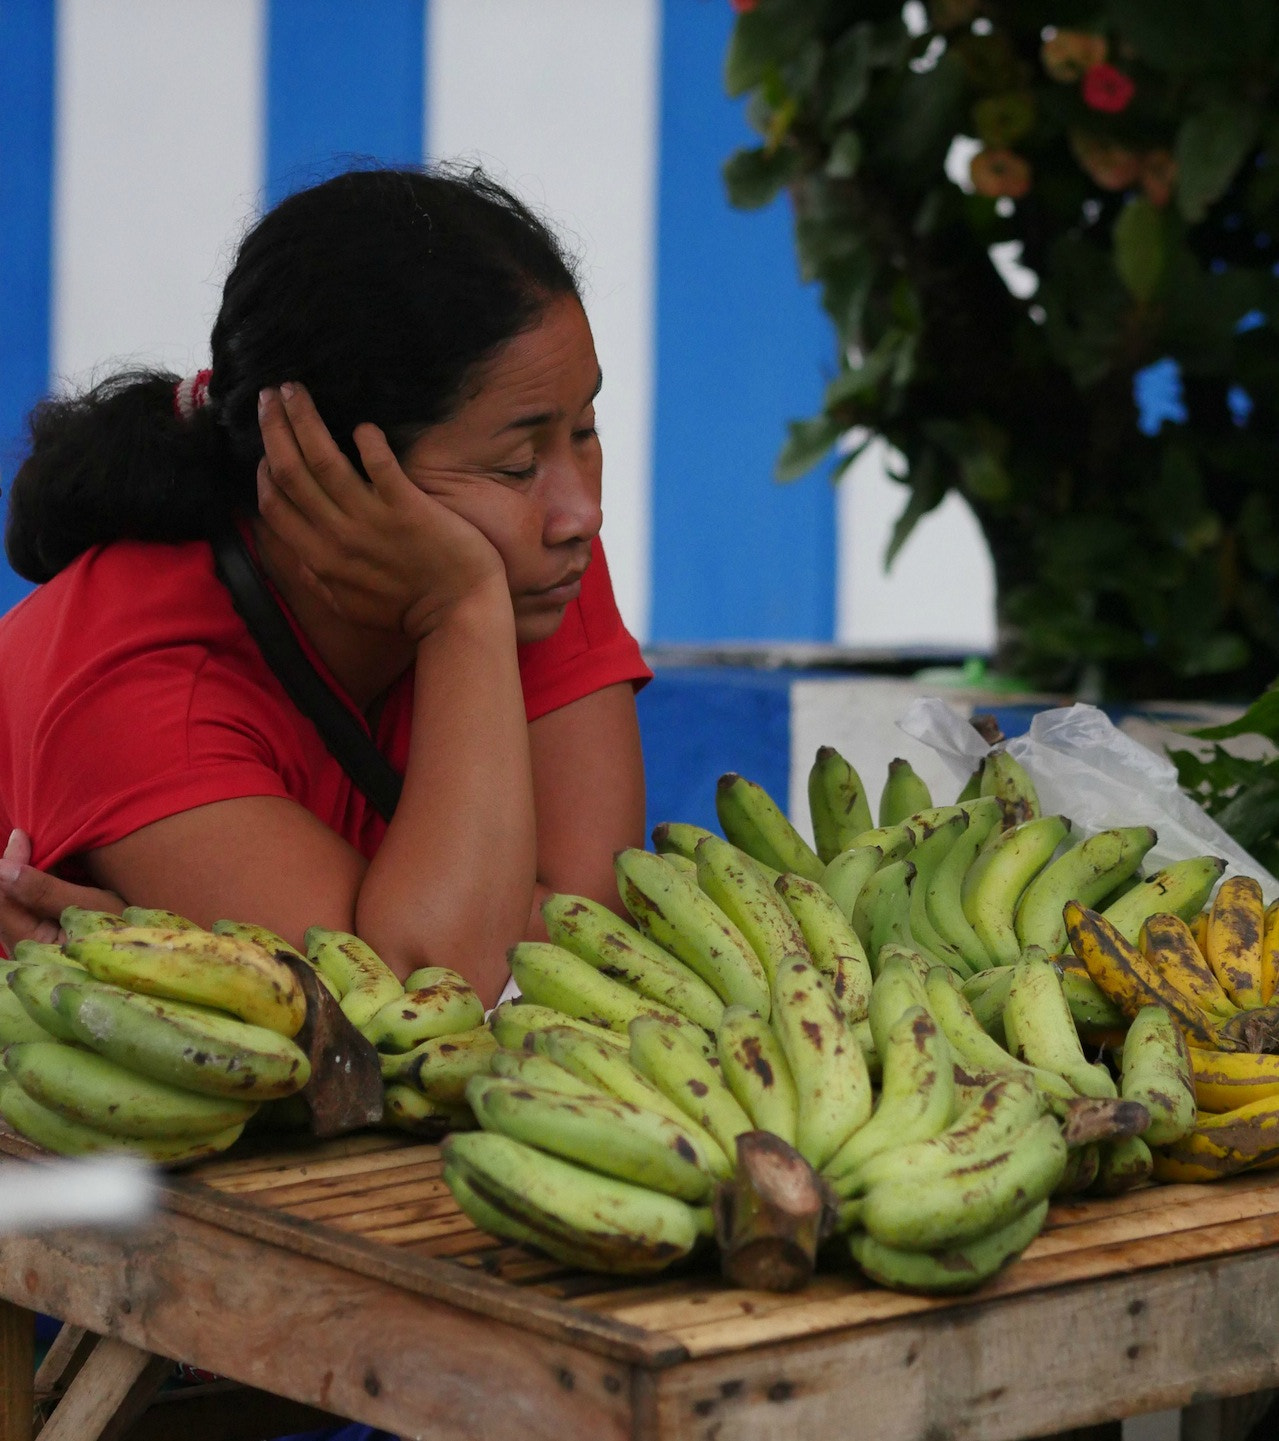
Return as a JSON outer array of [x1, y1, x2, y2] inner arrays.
[[543, 452, 603, 547]]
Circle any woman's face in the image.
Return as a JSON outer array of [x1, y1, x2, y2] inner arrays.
[[400, 294, 604, 645]]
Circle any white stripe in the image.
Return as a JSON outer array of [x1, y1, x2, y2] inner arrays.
[[835, 436, 997, 653], [426, 0, 660, 641], [52, 0, 264, 389]]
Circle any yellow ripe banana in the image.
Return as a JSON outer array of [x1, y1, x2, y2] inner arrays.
[[1187, 1045, 1279, 1113], [361, 971, 485, 1052], [212, 919, 331, 994], [1100, 856, 1227, 945], [305, 927, 403, 1028], [614, 848, 770, 1014], [542, 892, 725, 1034], [382, 1082, 471, 1138], [1138, 912, 1237, 1023], [1190, 909, 1210, 953], [1063, 902, 1227, 1049], [52, 979, 311, 1100], [465, 1074, 717, 1203], [1150, 1092, 1279, 1182], [4, 1040, 257, 1139], [693, 835, 809, 987], [715, 772, 824, 882], [824, 1004, 954, 1183], [1260, 899, 1279, 1006], [380, 1026, 498, 1103], [774, 871, 873, 1022], [486, 1001, 627, 1054], [1205, 874, 1266, 1009], [849, 1199, 1048, 1295], [770, 957, 872, 1170], [808, 745, 874, 865], [715, 1003, 799, 1146], [628, 1016, 754, 1162], [508, 941, 711, 1053], [67, 926, 306, 1037], [1118, 1005, 1196, 1146], [877, 757, 933, 828], [961, 815, 1072, 967]]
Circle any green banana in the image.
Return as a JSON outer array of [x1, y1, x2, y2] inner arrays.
[[508, 941, 710, 1051], [824, 1004, 954, 1181], [902, 812, 973, 976], [121, 906, 202, 931], [851, 859, 917, 970], [693, 835, 809, 987], [0, 984, 55, 1045], [532, 1025, 732, 1175], [614, 848, 770, 1014], [488, 1048, 604, 1099], [849, 1199, 1048, 1294], [486, 1001, 627, 1053], [961, 967, 1013, 1043], [542, 892, 724, 1034], [1014, 826, 1157, 954], [1002, 954, 1117, 1100], [774, 871, 872, 1022], [1091, 1133, 1154, 1195], [382, 1082, 471, 1137], [381, 1026, 498, 1103], [1119, 1005, 1196, 1146], [867, 947, 931, 1060], [628, 1016, 754, 1162], [836, 822, 916, 865], [715, 773, 824, 881], [210, 920, 336, 997], [0, 1076, 246, 1164], [10, 960, 95, 1042], [859, 1109, 1066, 1251], [58, 907, 128, 942], [12, 940, 80, 967], [924, 797, 1003, 971], [878, 757, 933, 827], [1099, 856, 1227, 945], [650, 821, 718, 863], [715, 1004, 799, 1145], [67, 926, 307, 1036], [4, 1040, 257, 1138], [820, 844, 885, 926], [1054, 1141, 1102, 1197], [443, 1129, 710, 1275], [1055, 956, 1128, 1035], [305, 927, 404, 1028], [466, 1074, 717, 1202], [663, 854, 698, 877], [361, 969, 485, 1052], [52, 979, 311, 1100], [979, 749, 1040, 827], [807, 745, 874, 864], [770, 957, 872, 1170], [961, 815, 1072, 967]]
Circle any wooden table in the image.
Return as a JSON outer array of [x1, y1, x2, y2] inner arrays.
[[3, 1127, 1279, 1441]]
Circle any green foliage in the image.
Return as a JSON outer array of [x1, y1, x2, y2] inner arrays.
[[723, 0, 1279, 700], [1172, 689, 1279, 875]]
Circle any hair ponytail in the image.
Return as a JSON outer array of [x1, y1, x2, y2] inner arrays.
[[5, 371, 248, 583]]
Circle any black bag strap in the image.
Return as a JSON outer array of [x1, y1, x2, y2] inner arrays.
[[211, 523, 403, 822]]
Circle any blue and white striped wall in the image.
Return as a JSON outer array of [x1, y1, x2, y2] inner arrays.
[[0, 0, 997, 652]]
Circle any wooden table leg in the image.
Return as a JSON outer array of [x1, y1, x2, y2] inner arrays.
[[35, 1338, 170, 1441], [0, 1299, 35, 1441]]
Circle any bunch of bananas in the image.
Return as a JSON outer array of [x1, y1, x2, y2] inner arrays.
[[1064, 875, 1279, 1181], [443, 740, 1275, 1296], [301, 925, 496, 1136], [0, 906, 312, 1164]]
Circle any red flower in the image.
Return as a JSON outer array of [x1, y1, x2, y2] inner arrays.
[[1082, 64, 1136, 113], [730, 0, 760, 12]]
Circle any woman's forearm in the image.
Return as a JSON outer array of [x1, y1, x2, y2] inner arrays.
[[356, 579, 536, 1002]]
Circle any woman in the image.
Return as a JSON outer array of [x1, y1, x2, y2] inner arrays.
[[0, 164, 649, 1007]]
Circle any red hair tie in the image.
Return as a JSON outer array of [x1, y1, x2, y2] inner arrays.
[[173, 369, 213, 420]]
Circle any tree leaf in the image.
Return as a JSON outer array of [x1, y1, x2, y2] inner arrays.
[[885, 449, 944, 568], [1175, 100, 1262, 224], [825, 23, 874, 124], [723, 145, 802, 210], [826, 130, 863, 179], [1193, 687, 1279, 742], [1113, 196, 1164, 303], [775, 412, 844, 483], [725, 5, 824, 98]]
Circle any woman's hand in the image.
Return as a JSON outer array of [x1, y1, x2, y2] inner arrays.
[[256, 383, 508, 640], [0, 829, 124, 951]]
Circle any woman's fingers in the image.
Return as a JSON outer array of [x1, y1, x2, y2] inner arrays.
[[258, 386, 348, 524]]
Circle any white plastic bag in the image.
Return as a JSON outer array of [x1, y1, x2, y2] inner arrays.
[[898, 697, 1279, 903]]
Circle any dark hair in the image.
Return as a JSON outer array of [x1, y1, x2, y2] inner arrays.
[[5, 164, 582, 582]]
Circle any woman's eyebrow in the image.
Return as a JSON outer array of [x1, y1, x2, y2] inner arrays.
[[494, 370, 603, 436]]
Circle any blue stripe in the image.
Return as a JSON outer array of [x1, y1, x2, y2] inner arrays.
[[265, 0, 427, 206], [0, 0, 54, 614], [651, 0, 838, 643]]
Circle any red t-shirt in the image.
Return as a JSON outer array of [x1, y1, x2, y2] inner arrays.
[[0, 533, 650, 874]]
